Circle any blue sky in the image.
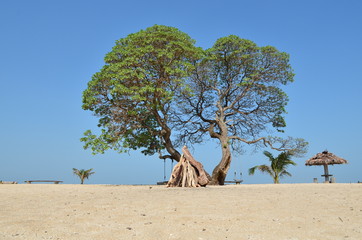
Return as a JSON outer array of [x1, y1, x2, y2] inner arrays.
[[1, 0, 361, 184]]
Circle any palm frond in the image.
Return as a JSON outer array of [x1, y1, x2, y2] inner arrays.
[[249, 165, 273, 177], [274, 152, 296, 171], [72, 168, 95, 183], [73, 168, 80, 175], [279, 170, 292, 178], [257, 165, 274, 177], [248, 166, 258, 175], [84, 168, 95, 179], [280, 152, 296, 164], [263, 151, 275, 162], [250, 151, 296, 183]]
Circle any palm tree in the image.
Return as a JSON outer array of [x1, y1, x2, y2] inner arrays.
[[72, 168, 95, 184], [249, 151, 296, 184]]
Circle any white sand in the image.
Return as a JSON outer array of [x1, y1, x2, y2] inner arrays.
[[0, 184, 361, 240]]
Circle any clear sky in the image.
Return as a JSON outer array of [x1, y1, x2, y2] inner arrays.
[[1, 0, 361, 184]]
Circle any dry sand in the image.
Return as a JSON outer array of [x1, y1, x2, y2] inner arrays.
[[0, 184, 361, 240]]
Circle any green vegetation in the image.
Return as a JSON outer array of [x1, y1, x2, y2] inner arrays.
[[249, 151, 296, 184], [82, 25, 202, 161], [72, 168, 95, 184], [82, 25, 307, 185], [176, 35, 307, 184]]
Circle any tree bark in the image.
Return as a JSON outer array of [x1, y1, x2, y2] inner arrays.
[[154, 109, 182, 162], [181, 146, 209, 186], [210, 141, 232, 185], [208, 115, 233, 185], [167, 146, 209, 187], [163, 134, 181, 161]]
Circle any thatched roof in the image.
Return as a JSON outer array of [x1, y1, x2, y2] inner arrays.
[[305, 151, 348, 166]]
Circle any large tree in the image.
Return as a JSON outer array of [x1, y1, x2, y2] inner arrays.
[[82, 27, 307, 185], [175, 35, 307, 184], [82, 25, 202, 161]]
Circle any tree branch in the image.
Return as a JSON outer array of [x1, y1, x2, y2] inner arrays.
[[229, 135, 308, 156]]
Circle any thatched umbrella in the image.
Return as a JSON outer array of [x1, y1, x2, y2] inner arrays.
[[305, 150, 348, 182]]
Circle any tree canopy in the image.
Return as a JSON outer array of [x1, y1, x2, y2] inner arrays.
[[175, 35, 307, 184], [82, 25, 202, 160], [82, 25, 307, 185]]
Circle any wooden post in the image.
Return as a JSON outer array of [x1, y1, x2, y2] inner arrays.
[[323, 164, 329, 183]]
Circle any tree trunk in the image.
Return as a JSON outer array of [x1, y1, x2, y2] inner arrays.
[[167, 146, 209, 187], [274, 175, 279, 184], [210, 140, 232, 185], [163, 137, 181, 161], [207, 114, 233, 185], [154, 109, 181, 162], [181, 146, 209, 186], [162, 130, 211, 180]]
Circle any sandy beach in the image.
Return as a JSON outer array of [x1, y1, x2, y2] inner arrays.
[[0, 184, 361, 240]]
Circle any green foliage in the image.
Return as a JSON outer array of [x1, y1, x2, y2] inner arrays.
[[82, 25, 307, 177], [205, 35, 294, 134], [82, 25, 202, 157], [248, 151, 296, 183], [72, 168, 95, 184], [177, 34, 306, 155]]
